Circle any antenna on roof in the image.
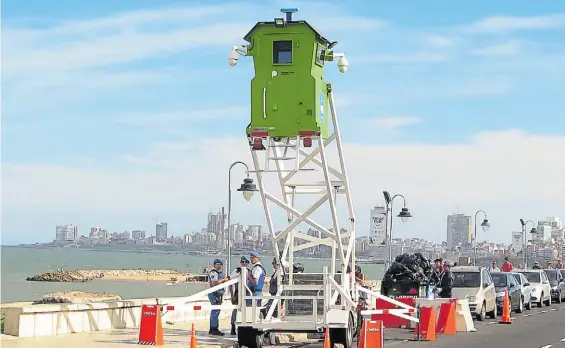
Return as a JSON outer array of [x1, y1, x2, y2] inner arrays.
[[280, 8, 298, 21]]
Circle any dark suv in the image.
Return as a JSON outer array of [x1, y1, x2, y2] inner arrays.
[[544, 269, 565, 303], [491, 272, 523, 313]]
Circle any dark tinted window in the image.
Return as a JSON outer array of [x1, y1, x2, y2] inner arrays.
[[491, 273, 507, 287], [511, 273, 522, 284], [523, 272, 541, 283], [544, 270, 558, 281], [452, 272, 481, 287], [273, 41, 292, 64], [560, 270, 565, 278]]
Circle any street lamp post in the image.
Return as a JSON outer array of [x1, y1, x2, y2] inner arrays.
[[473, 210, 490, 265], [382, 191, 413, 268], [227, 161, 257, 273], [520, 219, 537, 269]]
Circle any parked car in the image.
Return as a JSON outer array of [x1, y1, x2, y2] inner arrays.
[[543, 269, 565, 303], [559, 269, 565, 279], [510, 272, 532, 310], [490, 272, 523, 313], [451, 266, 497, 321], [517, 270, 551, 307]]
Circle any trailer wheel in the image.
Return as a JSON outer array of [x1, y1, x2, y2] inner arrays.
[[237, 327, 264, 348], [330, 314, 354, 348]]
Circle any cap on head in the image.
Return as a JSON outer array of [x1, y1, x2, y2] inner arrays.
[[250, 251, 260, 259], [214, 258, 223, 265], [504, 257, 509, 261], [240, 256, 249, 263]]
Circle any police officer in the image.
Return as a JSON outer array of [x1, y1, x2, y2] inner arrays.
[[208, 259, 228, 336], [228, 256, 249, 335], [247, 251, 266, 307], [262, 256, 287, 318]]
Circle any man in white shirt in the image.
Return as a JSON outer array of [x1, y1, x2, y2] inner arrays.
[[247, 251, 266, 307], [488, 261, 501, 272]]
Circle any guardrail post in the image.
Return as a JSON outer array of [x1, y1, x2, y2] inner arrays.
[[416, 304, 421, 341]]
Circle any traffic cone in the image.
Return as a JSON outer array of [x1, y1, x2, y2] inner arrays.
[[323, 325, 330, 348], [190, 322, 198, 348], [498, 289, 512, 324]]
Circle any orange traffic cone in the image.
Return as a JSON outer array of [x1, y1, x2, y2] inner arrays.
[[190, 322, 198, 348], [498, 289, 512, 324], [323, 325, 330, 348]]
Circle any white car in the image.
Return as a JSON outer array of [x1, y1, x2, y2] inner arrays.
[[451, 266, 497, 321], [517, 270, 551, 307], [510, 272, 532, 310]]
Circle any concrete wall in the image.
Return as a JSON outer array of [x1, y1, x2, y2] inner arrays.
[[1, 296, 230, 338]]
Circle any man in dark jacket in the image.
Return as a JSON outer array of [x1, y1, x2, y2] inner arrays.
[[438, 262, 454, 298]]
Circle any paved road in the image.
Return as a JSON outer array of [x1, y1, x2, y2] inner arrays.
[[301, 303, 565, 348]]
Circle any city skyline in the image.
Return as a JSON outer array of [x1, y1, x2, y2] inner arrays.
[[2, 2, 565, 245]]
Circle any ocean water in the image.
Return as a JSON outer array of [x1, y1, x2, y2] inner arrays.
[[0, 246, 384, 303]]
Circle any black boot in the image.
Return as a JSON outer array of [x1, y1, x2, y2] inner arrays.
[[210, 328, 225, 336], [231, 324, 236, 335]]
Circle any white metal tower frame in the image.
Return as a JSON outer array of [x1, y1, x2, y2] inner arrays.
[[247, 86, 357, 312]]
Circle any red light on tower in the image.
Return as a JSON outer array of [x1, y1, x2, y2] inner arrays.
[[253, 138, 263, 150], [303, 137, 312, 147]]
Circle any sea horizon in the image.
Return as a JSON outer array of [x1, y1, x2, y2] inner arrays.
[[0, 246, 385, 303]]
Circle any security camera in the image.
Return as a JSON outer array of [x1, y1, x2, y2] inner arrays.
[[228, 48, 239, 67], [337, 56, 348, 73]]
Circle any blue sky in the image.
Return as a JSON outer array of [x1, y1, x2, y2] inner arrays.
[[2, 0, 565, 245]]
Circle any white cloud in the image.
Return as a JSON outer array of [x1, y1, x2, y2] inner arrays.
[[359, 53, 450, 64], [369, 116, 421, 131], [117, 107, 249, 128], [4, 130, 564, 243], [461, 13, 565, 33], [454, 76, 514, 97], [470, 40, 522, 56], [422, 35, 454, 48]]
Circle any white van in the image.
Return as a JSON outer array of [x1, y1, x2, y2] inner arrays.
[[450, 266, 497, 321]]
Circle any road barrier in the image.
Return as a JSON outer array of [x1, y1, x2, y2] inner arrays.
[[138, 302, 164, 346]]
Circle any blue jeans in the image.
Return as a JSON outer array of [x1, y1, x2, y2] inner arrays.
[[208, 293, 221, 329], [231, 309, 237, 325], [246, 291, 263, 307]]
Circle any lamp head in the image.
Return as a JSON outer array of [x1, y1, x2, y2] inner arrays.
[[397, 207, 412, 223], [237, 178, 257, 201], [481, 219, 490, 232]]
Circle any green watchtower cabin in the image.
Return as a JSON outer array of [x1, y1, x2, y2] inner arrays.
[[243, 8, 339, 150]]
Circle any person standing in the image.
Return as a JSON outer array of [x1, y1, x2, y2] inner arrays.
[[208, 259, 229, 336], [501, 257, 513, 272], [262, 257, 287, 319], [555, 259, 564, 269], [438, 262, 454, 298], [228, 256, 250, 335], [545, 261, 553, 269], [247, 251, 266, 307], [488, 261, 501, 272]]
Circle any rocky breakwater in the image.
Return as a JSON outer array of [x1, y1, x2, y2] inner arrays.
[[33, 291, 122, 304], [26, 270, 104, 282]]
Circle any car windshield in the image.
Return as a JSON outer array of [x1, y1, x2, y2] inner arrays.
[[560, 270, 565, 278], [491, 273, 507, 287], [452, 272, 481, 287], [522, 272, 541, 283], [544, 270, 558, 281], [511, 274, 522, 285]]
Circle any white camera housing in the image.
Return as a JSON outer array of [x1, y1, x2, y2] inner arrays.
[[228, 49, 239, 67], [337, 56, 349, 73]]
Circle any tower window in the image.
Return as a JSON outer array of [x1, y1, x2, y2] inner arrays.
[[273, 40, 293, 64]]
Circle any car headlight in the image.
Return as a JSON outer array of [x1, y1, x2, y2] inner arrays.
[[496, 292, 506, 297], [467, 296, 476, 302]]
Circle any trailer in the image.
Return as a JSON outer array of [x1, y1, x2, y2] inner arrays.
[[227, 7, 356, 348]]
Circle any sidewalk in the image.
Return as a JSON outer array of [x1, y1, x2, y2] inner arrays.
[[0, 317, 237, 348]]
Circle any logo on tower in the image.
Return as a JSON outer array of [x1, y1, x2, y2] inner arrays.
[[319, 90, 325, 122]]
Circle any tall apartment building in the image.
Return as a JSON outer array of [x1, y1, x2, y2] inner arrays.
[[90, 227, 102, 238], [446, 213, 472, 250], [156, 222, 168, 241], [55, 224, 78, 243], [132, 230, 146, 240]]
